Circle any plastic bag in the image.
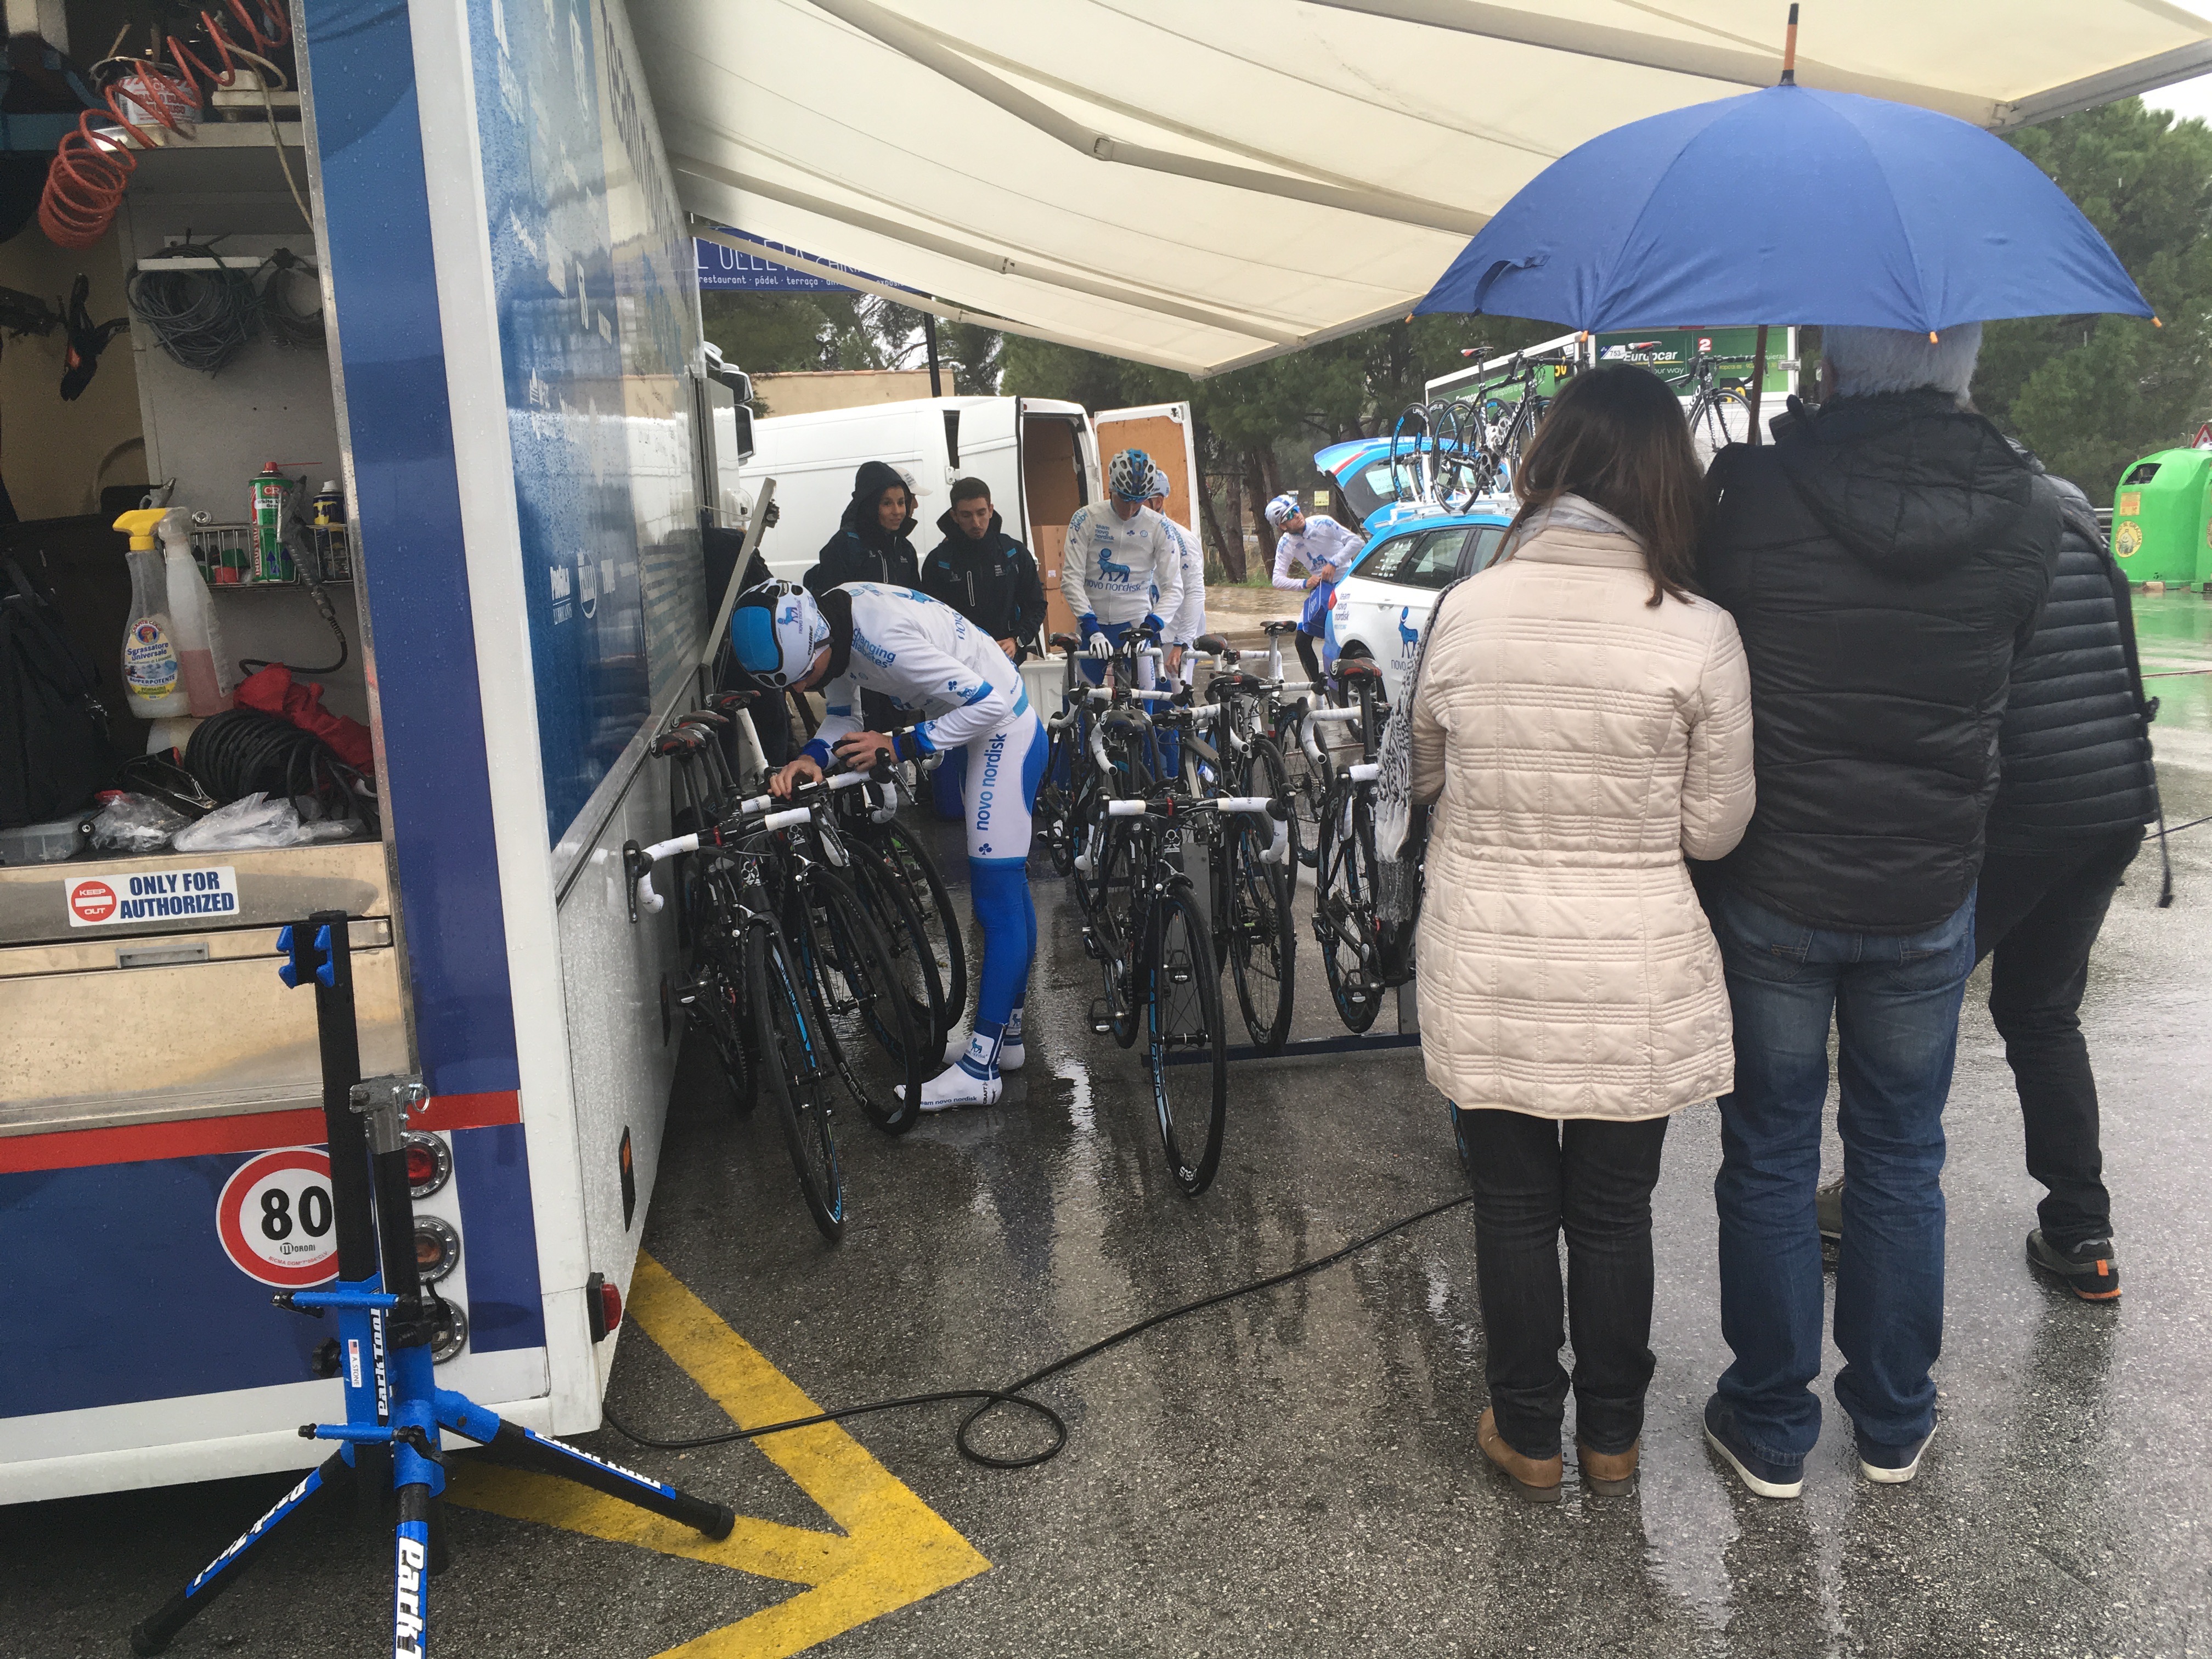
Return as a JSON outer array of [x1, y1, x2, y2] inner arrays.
[[89, 792, 192, 852], [171, 792, 354, 852]]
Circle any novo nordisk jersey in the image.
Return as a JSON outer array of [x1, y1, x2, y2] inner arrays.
[[1059, 501, 1185, 629], [808, 582, 1028, 762], [1160, 515, 1206, 646]]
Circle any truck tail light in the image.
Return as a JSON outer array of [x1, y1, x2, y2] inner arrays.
[[586, 1271, 622, 1342], [413, 1215, 459, 1283]]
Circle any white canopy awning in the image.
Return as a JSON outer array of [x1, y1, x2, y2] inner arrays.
[[633, 0, 2212, 377]]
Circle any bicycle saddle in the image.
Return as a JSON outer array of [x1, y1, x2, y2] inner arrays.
[[1049, 631, 1081, 652], [1261, 619, 1302, 636]]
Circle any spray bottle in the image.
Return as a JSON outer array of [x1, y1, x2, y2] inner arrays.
[[114, 508, 187, 720], [158, 509, 233, 715]]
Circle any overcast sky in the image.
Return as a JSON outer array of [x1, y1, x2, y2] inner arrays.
[[2148, 74, 2212, 126]]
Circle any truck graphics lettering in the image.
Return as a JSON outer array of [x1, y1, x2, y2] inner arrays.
[[68, 866, 240, 927]]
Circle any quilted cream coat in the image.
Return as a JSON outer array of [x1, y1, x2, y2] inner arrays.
[[1410, 524, 1756, 1120]]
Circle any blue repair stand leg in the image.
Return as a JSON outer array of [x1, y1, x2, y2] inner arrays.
[[130, 913, 734, 1657]]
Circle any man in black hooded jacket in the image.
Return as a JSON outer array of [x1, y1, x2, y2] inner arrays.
[[1692, 323, 2058, 1502]]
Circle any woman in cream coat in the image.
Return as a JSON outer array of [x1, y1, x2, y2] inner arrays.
[[1409, 364, 1755, 1502]]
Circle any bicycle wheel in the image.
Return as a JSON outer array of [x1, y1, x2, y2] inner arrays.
[[1229, 737, 1296, 1050], [1689, 388, 1751, 463], [746, 921, 845, 1242], [876, 819, 967, 1030], [844, 840, 948, 1059], [1276, 714, 1328, 868], [1148, 884, 1227, 1195], [792, 866, 923, 1135], [1313, 779, 1383, 1034], [1038, 724, 1077, 877], [1091, 815, 1146, 1048]]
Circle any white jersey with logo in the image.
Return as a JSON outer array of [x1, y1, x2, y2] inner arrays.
[[1059, 501, 1185, 629], [808, 583, 1028, 760], [1159, 515, 1207, 647], [1271, 514, 1364, 588]]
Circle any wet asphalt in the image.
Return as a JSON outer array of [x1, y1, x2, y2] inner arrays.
[[8, 597, 2212, 1659]]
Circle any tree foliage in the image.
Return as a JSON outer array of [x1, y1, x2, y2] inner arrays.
[[1977, 99, 2212, 497]]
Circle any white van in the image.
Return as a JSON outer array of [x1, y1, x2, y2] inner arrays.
[[736, 395, 1098, 592]]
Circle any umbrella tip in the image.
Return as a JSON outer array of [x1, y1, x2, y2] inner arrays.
[[1780, 3, 1799, 84], [2154, 315, 2165, 327], [1929, 331, 1939, 343]]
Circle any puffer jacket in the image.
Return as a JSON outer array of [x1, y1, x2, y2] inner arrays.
[[1410, 524, 1756, 1120], [1985, 464, 2160, 849], [921, 507, 1047, 658], [804, 460, 920, 596], [1699, 392, 2057, 933]]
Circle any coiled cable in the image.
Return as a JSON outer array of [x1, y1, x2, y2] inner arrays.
[[127, 239, 261, 374], [185, 707, 377, 834]]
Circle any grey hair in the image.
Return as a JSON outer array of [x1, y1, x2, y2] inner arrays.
[[1822, 322, 1982, 402]]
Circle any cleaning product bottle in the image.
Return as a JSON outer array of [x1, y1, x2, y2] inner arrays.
[[114, 508, 188, 719], [158, 508, 233, 715]]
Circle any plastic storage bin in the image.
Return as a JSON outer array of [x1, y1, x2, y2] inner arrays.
[[0, 817, 87, 865], [2111, 448, 2212, 588]]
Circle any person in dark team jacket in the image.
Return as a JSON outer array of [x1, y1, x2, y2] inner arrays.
[[917, 477, 1046, 817], [805, 460, 921, 730], [1691, 323, 2058, 1502], [921, 477, 1047, 662]]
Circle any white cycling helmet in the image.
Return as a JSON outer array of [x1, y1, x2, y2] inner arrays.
[[1263, 492, 1302, 528], [729, 580, 829, 690], [1107, 447, 1155, 503], [1146, 467, 1172, 501]]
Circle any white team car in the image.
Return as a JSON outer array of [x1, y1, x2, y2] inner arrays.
[[1321, 506, 1514, 705]]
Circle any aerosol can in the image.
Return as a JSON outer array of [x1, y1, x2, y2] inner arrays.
[[250, 461, 298, 583], [114, 508, 187, 719]]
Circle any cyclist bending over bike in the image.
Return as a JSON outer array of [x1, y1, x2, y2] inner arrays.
[[732, 579, 1046, 1111], [1267, 493, 1363, 688]]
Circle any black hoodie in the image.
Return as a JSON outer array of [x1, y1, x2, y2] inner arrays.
[[1699, 392, 2058, 933], [804, 460, 921, 596], [921, 505, 1047, 659]]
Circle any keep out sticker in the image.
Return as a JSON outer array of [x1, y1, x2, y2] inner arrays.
[[217, 1148, 340, 1288], [67, 865, 238, 927]]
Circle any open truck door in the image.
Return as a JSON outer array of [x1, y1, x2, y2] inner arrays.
[[1011, 397, 1098, 644]]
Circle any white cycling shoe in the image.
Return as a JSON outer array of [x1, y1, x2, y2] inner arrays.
[[897, 1062, 1004, 1113], [941, 1030, 1024, 1072]]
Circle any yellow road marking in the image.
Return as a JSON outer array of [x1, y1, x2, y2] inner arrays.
[[450, 1252, 990, 1657]]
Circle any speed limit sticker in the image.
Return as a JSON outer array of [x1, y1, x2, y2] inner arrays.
[[217, 1148, 341, 1287]]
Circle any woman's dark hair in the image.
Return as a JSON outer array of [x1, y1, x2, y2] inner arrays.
[[1504, 362, 1705, 606]]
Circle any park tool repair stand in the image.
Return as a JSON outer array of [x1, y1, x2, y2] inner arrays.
[[131, 911, 735, 1657]]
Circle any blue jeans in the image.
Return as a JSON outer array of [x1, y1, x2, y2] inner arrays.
[[1709, 883, 1976, 1460]]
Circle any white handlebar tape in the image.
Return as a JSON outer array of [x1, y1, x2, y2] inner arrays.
[[1348, 763, 1381, 782], [1106, 798, 1148, 817], [761, 806, 812, 831]]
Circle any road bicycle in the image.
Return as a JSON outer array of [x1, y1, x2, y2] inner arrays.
[[1311, 656, 1393, 1034], [819, 752, 964, 1060], [1387, 398, 1491, 511], [630, 785, 854, 1240], [1641, 343, 1758, 458], [1085, 778, 1287, 1195]]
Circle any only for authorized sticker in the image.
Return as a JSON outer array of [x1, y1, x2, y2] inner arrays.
[[66, 865, 238, 927]]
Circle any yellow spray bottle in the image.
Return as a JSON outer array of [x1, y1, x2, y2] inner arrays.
[[114, 508, 188, 719]]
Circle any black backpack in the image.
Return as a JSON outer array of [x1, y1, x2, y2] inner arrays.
[[1, 555, 113, 828]]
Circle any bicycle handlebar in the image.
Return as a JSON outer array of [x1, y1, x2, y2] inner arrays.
[[1103, 793, 1291, 865]]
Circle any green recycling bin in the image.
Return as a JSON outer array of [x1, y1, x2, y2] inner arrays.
[[2110, 448, 2211, 587]]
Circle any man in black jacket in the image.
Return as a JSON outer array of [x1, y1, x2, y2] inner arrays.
[[1694, 323, 2057, 1501], [921, 478, 1046, 662]]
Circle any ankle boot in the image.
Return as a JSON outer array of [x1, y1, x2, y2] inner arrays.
[[1576, 1439, 1640, 1497], [1477, 1407, 1562, 1503]]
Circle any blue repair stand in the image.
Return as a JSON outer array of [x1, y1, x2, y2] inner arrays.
[[131, 911, 734, 1656]]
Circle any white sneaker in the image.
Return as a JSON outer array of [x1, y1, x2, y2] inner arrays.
[[895, 1062, 1003, 1113]]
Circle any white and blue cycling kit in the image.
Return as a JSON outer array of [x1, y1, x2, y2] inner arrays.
[[806, 583, 1045, 1078]]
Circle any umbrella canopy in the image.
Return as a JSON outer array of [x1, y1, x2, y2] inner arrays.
[[1415, 83, 2153, 334]]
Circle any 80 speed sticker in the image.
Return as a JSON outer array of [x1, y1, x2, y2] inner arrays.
[[217, 1148, 341, 1287]]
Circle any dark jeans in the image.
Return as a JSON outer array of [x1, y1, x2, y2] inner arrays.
[[1294, 626, 1323, 689], [1976, 829, 2142, 1248], [1709, 884, 1975, 1460], [1454, 1105, 1670, 1460]]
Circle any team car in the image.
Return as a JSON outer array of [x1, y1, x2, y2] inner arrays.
[[1321, 506, 1514, 706]]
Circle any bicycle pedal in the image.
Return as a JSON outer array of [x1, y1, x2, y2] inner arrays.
[[1080, 926, 1104, 962], [1088, 997, 1115, 1035]]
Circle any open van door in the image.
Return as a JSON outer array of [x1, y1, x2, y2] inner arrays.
[[1097, 402, 1199, 541], [1015, 396, 1097, 644]]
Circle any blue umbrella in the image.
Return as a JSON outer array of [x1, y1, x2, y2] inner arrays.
[[1417, 83, 2152, 334]]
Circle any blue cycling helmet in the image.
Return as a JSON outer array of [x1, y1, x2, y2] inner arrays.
[[729, 580, 828, 690], [1108, 447, 1155, 503]]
